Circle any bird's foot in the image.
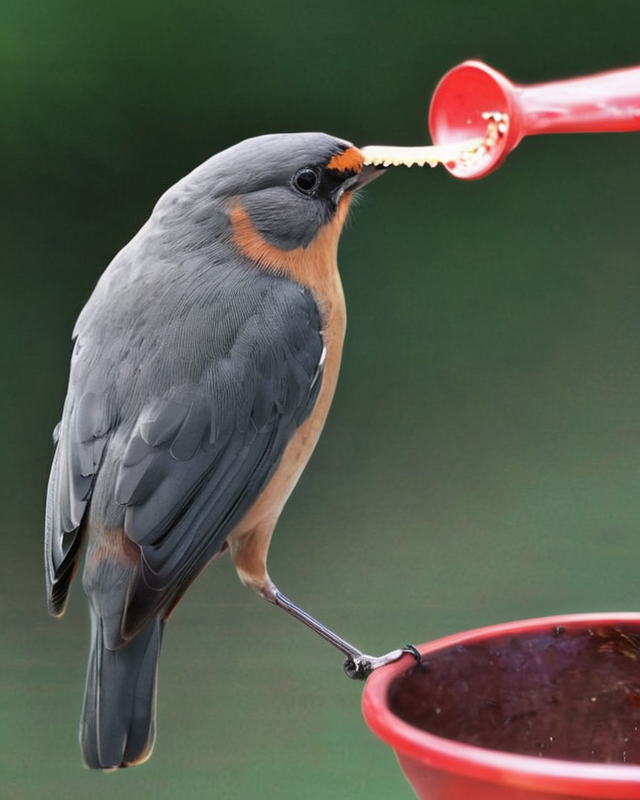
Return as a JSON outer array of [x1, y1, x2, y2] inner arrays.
[[343, 644, 421, 680], [271, 589, 421, 681]]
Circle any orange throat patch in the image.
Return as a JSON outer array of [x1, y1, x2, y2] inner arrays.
[[229, 195, 352, 291]]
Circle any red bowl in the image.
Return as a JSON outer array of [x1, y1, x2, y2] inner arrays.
[[362, 613, 640, 799]]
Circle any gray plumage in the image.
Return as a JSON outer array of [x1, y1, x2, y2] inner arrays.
[[45, 132, 357, 769]]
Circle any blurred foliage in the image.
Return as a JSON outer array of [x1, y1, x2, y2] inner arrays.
[[3, 1, 640, 798]]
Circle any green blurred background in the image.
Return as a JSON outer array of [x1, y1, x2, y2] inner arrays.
[[3, 1, 640, 797]]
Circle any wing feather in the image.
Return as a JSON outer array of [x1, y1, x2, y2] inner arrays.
[[118, 287, 324, 633], [45, 264, 325, 636], [45, 388, 113, 615]]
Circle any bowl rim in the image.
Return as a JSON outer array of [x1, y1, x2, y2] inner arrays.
[[362, 612, 640, 798]]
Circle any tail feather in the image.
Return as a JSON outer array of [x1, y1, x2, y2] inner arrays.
[[80, 614, 164, 770]]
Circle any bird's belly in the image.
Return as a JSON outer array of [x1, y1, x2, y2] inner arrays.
[[227, 276, 346, 577]]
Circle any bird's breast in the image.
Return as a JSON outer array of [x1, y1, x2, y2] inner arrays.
[[229, 200, 350, 535]]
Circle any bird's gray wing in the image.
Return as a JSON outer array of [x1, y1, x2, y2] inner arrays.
[[45, 375, 114, 616], [112, 278, 324, 636]]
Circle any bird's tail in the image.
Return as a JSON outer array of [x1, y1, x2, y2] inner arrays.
[[80, 614, 164, 770]]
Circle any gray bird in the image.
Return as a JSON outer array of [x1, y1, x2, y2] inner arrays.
[[45, 132, 417, 770]]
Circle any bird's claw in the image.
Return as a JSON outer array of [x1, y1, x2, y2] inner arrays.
[[343, 644, 421, 680]]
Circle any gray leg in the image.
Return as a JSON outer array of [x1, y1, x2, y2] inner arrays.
[[273, 590, 421, 679]]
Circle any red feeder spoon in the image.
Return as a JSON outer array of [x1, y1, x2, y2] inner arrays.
[[428, 61, 640, 179]]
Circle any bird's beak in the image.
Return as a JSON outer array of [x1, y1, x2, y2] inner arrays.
[[351, 163, 387, 191], [338, 164, 387, 201]]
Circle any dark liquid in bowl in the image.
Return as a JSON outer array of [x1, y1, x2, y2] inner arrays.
[[388, 625, 640, 764]]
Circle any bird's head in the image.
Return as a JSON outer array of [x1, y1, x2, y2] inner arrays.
[[219, 132, 385, 252], [153, 133, 385, 274]]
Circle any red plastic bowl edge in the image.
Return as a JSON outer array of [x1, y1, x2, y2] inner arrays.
[[362, 612, 640, 798]]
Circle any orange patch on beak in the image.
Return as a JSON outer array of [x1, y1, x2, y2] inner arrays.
[[326, 146, 365, 174]]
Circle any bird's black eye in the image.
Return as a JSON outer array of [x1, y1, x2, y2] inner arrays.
[[293, 168, 320, 195]]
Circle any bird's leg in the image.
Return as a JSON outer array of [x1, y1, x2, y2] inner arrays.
[[228, 525, 420, 679], [271, 588, 421, 680]]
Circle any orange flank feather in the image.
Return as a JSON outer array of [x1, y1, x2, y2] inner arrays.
[[85, 526, 140, 571]]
